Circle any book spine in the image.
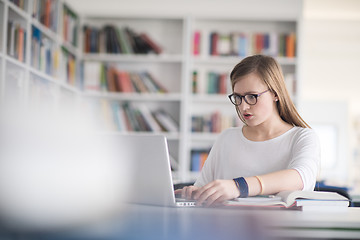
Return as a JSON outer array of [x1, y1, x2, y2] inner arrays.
[[139, 33, 162, 54], [193, 31, 201, 55]]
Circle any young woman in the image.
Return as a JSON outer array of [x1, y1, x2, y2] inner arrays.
[[176, 54, 320, 206]]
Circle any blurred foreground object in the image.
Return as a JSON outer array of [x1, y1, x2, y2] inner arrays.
[[0, 104, 130, 232]]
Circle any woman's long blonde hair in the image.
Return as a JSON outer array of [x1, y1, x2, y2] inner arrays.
[[230, 55, 310, 128]]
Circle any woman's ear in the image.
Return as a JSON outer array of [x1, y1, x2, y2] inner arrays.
[[273, 92, 279, 102]]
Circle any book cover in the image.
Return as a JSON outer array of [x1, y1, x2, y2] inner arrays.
[[17, 27, 24, 62], [116, 71, 134, 93], [210, 32, 219, 56], [116, 28, 133, 54], [106, 67, 117, 92]]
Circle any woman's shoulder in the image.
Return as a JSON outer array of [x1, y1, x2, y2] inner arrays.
[[290, 126, 319, 143], [292, 126, 317, 135]]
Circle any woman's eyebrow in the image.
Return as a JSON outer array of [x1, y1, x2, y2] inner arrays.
[[233, 91, 258, 95]]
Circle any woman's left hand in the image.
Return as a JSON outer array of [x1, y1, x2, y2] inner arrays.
[[193, 179, 240, 206]]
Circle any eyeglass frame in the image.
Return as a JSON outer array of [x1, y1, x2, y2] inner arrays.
[[228, 89, 271, 106]]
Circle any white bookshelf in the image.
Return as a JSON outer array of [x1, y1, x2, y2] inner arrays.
[[0, 0, 301, 183]]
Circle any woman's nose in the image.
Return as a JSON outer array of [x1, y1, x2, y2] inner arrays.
[[240, 101, 250, 111]]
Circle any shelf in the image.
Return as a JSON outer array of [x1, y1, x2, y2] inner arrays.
[[29, 67, 81, 94], [82, 53, 184, 63], [96, 130, 181, 140], [191, 94, 229, 103], [82, 92, 182, 102], [31, 19, 60, 43], [4, 54, 27, 68], [8, 0, 29, 20], [193, 56, 297, 65], [62, 41, 78, 55]]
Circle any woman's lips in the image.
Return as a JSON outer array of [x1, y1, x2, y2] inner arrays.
[[243, 113, 253, 120]]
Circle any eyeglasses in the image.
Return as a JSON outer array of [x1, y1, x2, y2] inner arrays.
[[228, 89, 270, 106]]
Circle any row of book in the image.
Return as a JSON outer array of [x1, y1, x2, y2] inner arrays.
[[83, 25, 163, 54], [191, 111, 239, 133], [192, 71, 229, 94], [191, 149, 210, 172], [83, 62, 168, 93], [31, 26, 78, 86], [194, 31, 296, 58], [32, 0, 59, 32], [7, 21, 26, 63], [31, 26, 57, 75], [63, 4, 78, 47], [101, 101, 179, 132]]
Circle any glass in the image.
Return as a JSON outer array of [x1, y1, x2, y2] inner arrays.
[[228, 89, 270, 106]]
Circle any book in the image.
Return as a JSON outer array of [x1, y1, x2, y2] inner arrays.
[[193, 31, 201, 55], [226, 190, 349, 210], [139, 33, 163, 54], [83, 61, 101, 92]]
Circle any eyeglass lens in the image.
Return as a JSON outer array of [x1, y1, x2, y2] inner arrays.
[[230, 94, 257, 105]]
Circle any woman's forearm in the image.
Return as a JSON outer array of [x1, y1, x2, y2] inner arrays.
[[245, 169, 303, 196]]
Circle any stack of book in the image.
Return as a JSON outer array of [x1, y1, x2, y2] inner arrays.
[[226, 190, 350, 211], [31, 26, 58, 75], [83, 62, 168, 93], [111, 102, 179, 133], [203, 31, 296, 57], [83, 25, 162, 54]]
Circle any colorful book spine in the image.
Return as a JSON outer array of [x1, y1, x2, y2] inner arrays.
[[7, 21, 26, 63], [193, 31, 201, 55], [205, 31, 296, 57], [82, 63, 168, 94]]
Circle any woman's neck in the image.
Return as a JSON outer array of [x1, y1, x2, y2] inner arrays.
[[243, 118, 293, 142]]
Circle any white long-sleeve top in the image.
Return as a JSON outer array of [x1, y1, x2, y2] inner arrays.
[[194, 126, 321, 191]]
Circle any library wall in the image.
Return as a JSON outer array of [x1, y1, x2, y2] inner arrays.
[[301, 0, 360, 189]]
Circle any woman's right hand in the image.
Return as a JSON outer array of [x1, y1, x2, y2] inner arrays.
[[174, 185, 199, 199]]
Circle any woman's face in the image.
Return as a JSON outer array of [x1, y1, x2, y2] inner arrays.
[[233, 72, 278, 127]]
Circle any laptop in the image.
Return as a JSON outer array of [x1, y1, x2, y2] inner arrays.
[[115, 134, 196, 207]]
